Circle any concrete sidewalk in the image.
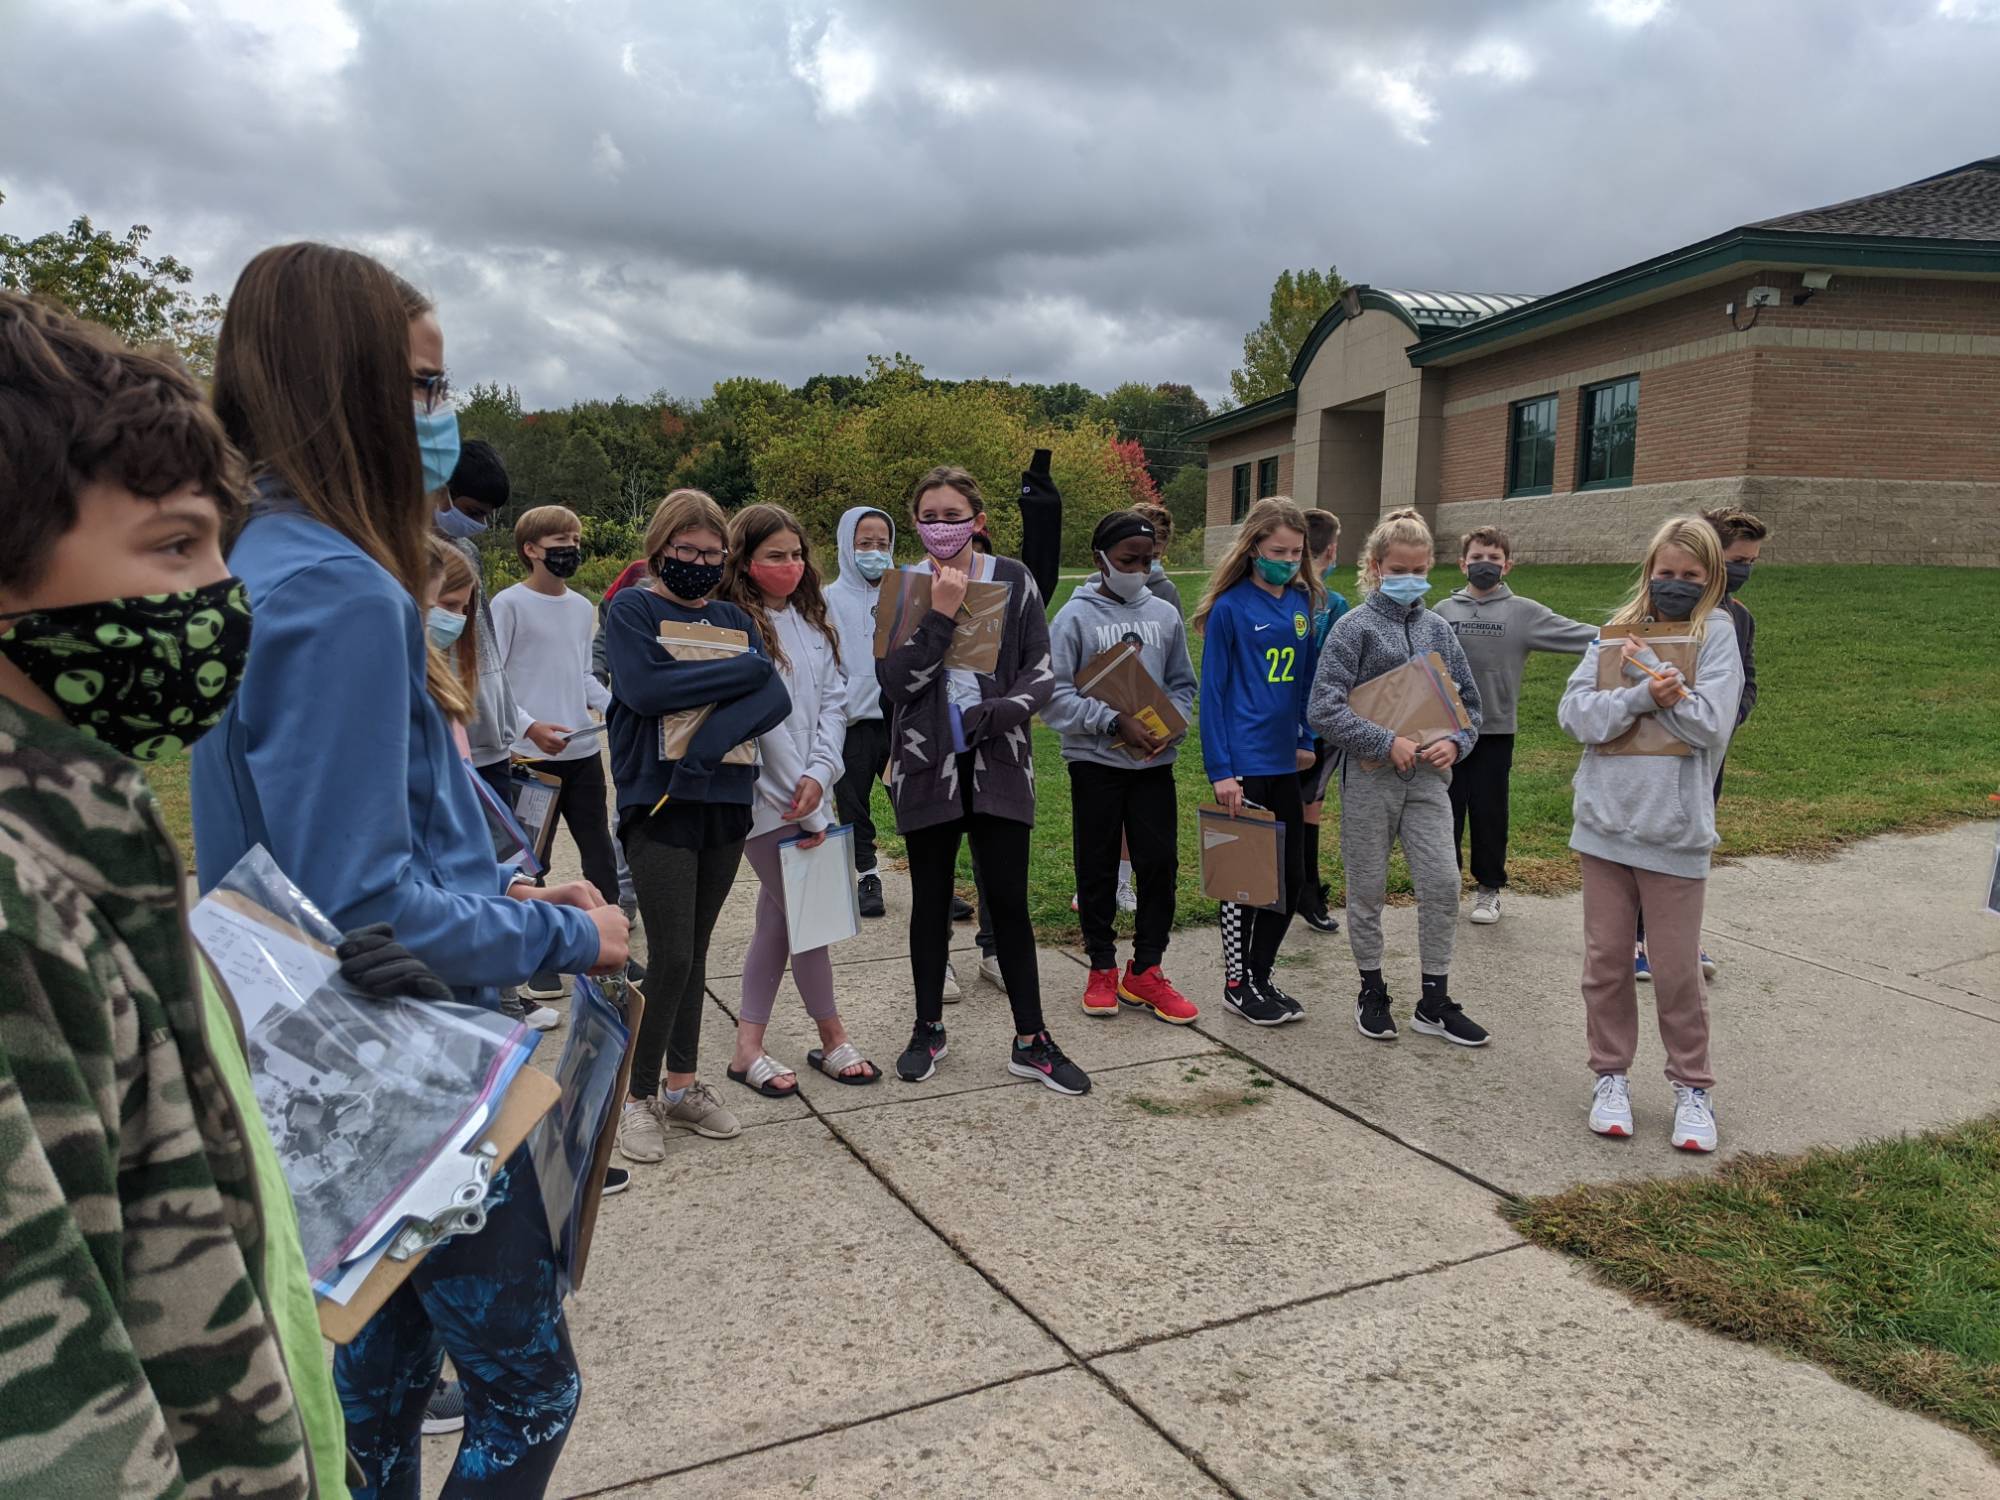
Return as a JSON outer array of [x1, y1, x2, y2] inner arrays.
[[440, 821, 2000, 1498]]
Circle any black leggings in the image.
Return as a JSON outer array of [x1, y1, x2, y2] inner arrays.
[[1221, 771, 1307, 984], [623, 825, 743, 1094], [905, 758, 1043, 1034]]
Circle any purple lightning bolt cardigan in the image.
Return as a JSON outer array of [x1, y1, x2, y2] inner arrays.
[[875, 553, 1053, 832]]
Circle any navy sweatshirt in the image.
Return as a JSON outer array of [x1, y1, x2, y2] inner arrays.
[[603, 587, 791, 823]]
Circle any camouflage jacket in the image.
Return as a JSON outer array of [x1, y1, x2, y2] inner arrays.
[[0, 697, 313, 1499]]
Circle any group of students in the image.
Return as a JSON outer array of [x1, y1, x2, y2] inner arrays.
[[0, 236, 1767, 1500]]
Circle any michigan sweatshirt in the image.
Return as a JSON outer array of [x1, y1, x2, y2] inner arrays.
[[1432, 584, 1594, 735]]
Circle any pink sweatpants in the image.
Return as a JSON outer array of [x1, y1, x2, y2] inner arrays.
[[739, 828, 841, 1027], [1579, 853, 1714, 1089]]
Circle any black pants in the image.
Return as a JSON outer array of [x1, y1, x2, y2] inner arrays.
[[1221, 771, 1307, 984], [522, 753, 621, 912], [1069, 760, 1177, 971], [1296, 738, 1333, 914], [622, 824, 743, 1094], [1447, 732, 1514, 891], [834, 718, 891, 873], [905, 755, 1042, 1034]]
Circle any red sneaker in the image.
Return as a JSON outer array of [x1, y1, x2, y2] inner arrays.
[[1118, 964, 1199, 1024], [1081, 967, 1121, 1017]]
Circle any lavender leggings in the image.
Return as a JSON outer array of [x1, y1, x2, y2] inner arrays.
[[740, 828, 841, 1027]]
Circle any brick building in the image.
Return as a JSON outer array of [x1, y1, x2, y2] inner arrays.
[[1185, 156, 2000, 566]]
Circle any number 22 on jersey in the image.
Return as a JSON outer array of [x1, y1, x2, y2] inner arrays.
[[1263, 646, 1295, 683]]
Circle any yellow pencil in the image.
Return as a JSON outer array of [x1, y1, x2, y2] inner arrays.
[[649, 791, 671, 816]]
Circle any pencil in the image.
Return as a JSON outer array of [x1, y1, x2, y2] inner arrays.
[[649, 791, 671, 816]]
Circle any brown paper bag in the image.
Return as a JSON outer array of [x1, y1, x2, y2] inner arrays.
[[656, 620, 760, 767], [1349, 652, 1474, 771], [1074, 640, 1188, 761], [1595, 624, 1697, 758], [872, 568, 1011, 674], [1198, 802, 1286, 910]]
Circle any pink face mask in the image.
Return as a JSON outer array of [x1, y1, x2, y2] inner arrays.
[[915, 517, 978, 559]]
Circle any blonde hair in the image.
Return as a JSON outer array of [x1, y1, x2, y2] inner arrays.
[[514, 503, 581, 566], [1608, 515, 1728, 639], [643, 487, 732, 569], [422, 536, 474, 723], [1357, 508, 1435, 596], [1191, 496, 1325, 630]]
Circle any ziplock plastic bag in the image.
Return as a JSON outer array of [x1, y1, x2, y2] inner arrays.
[[188, 845, 537, 1282], [532, 974, 632, 1296]]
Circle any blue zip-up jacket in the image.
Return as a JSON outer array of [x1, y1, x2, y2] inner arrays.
[[1197, 578, 1322, 782], [603, 587, 792, 823], [192, 504, 599, 1002]]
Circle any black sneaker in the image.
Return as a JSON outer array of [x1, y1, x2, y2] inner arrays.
[[624, 958, 647, 986], [1355, 983, 1398, 1040], [950, 895, 975, 921], [858, 872, 886, 919], [1222, 978, 1289, 1027], [523, 971, 567, 1001], [1412, 992, 1490, 1048], [1008, 1031, 1091, 1095], [1300, 903, 1341, 934], [897, 1021, 948, 1082], [601, 1166, 631, 1197], [1253, 972, 1307, 1023]]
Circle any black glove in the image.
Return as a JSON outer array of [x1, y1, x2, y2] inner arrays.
[[335, 923, 453, 1002]]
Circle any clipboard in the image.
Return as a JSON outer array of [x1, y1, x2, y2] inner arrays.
[[657, 619, 761, 766], [1595, 624, 1697, 758], [1350, 653, 1474, 772], [318, 1067, 559, 1342], [508, 765, 564, 863], [1074, 639, 1188, 761], [569, 980, 644, 1290], [1197, 801, 1287, 910], [872, 567, 1011, 673]]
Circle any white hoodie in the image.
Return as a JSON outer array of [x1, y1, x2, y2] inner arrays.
[[824, 506, 895, 723], [752, 604, 849, 840]]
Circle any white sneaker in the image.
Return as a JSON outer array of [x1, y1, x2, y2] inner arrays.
[[1700, 950, 1719, 979], [1470, 888, 1501, 925], [941, 962, 962, 1003], [1115, 878, 1138, 913], [1070, 892, 1079, 912], [979, 953, 1007, 992], [500, 992, 561, 1031], [1588, 1073, 1633, 1137], [616, 1098, 667, 1163], [1670, 1084, 1718, 1153]]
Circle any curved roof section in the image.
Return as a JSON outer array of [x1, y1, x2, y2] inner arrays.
[[1287, 285, 1536, 384]]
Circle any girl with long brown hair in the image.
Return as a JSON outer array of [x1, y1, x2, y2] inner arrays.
[[190, 241, 627, 1498], [717, 503, 879, 1092]]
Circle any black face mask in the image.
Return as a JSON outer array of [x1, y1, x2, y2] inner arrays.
[[1724, 560, 1754, 594], [540, 546, 583, 580], [1648, 578, 1706, 620], [655, 553, 723, 600], [1465, 561, 1504, 591]]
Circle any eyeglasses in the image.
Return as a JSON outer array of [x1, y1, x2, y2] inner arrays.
[[667, 542, 727, 566], [413, 371, 451, 414]]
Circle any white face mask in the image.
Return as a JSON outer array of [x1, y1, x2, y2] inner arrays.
[[1097, 553, 1150, 602]]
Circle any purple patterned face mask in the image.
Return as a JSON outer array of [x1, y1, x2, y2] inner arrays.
[[915, 517, 978, 559]]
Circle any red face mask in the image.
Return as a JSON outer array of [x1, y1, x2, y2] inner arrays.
[[749, 559, 805, 599]]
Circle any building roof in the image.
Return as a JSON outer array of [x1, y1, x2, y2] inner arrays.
[[1179, 387, 1298, 445], [1751, 155, 2000, 239], [1369, 289, 1538, 328]]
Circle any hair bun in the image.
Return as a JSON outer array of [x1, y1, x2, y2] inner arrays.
[[1382, 507, 1424, 523]]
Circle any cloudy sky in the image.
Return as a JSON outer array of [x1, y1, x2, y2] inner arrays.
[[5, 0, 1996, 409]]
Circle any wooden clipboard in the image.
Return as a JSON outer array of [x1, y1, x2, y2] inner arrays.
[[318, 1068, 560, 1343], [568, 981, 645, 1290]]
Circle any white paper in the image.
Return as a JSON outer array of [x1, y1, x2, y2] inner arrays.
[[513, 777, 558, 844], [779, 826, 862, 955], [561, 722, 607, 749], [186, 898, 339, 1031]]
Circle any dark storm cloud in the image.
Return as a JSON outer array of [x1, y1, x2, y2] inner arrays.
[[3, 0, 1996, 406]]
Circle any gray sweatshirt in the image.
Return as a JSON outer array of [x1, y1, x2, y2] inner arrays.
[[1557, 615, 1743, 879], [1043, 578, 1197, 769], [1307, 588, 1482, 766], [451, 535, 531, 767], [1432, 584, 1595, 735]]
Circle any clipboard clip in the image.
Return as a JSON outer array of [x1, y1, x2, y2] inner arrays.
[[385, 1138, 501, 1260]]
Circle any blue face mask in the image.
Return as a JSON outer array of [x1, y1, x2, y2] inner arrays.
[[1378, 573, 1430, 606], [414, 404, 461, 495], [853, 550, 892, 582], [436, 502, 487, 540], [1252, 556, 1298, 586], [427, 606, 467, 649], [1148, 558, 1165, 579]]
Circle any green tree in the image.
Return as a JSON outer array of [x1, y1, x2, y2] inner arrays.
[[1229, 265, 1348, 405], [1161, 464, 1208, 541], [551, 431, 619, 514], [1099, 380, 1211, 485], [0, 193, 225, 375]]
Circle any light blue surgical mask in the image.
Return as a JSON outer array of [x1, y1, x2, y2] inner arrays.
[[414, 404, 461, 495], [853, 550, 892, 582], [427, 606, 467, 649], [1378, 573, 1430, 606], [436, 502, 487, 540], [1148, 558, 1165, 579]]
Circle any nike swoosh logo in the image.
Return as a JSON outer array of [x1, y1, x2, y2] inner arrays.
[[1253, 623, 1271, 632]]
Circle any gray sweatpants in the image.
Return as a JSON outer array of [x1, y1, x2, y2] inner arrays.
[[1340, 763, 1460, 973]]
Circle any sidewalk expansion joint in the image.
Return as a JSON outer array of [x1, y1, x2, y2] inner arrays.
[[1702, 928, 2000, 1027]]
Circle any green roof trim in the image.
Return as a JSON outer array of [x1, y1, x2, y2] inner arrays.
[[1407, 228, 2000, 366], [1286, 287, 1534, 385], [1180, 388, 1297, 444]]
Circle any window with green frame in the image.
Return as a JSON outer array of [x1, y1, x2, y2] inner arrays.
[[1256, 456, 1279, 499], [1578, 376, 1638, 490], [1506, 395, 1557, 496], [1231, 463, 1252, 521]]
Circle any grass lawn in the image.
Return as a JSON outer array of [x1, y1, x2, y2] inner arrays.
[[1508, 1116, 2000, 1458], [146, 563, 2000, 940]]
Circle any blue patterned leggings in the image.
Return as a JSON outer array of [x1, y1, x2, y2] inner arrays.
[[334, 1150, 580, 1499]]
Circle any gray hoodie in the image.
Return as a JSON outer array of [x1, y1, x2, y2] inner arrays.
[[449, 534, 531, 767], [1557, 613, 1743, 879], [1432, 583, 1595, 735], [825, 506, 896, 724], [1043, 575, 1197, 769]]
